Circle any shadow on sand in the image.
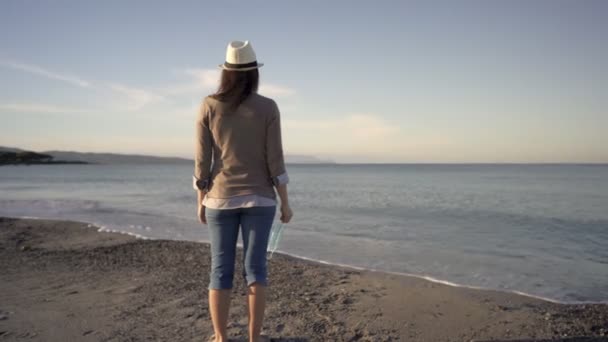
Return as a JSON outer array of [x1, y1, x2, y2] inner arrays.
[[476, 337, 608, 342], [228, 338, 309, 342]]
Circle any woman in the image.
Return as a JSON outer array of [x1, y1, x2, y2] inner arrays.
[[193, 40, 293, 342]]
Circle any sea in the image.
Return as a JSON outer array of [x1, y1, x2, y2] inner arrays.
[[1, 163, 607, 304]]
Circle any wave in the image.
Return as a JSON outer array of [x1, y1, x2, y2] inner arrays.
[[4, 215, 606, 305], [248, 249, 608, 305], [0, 198, 168, 219], [0, 185, 40, 191]]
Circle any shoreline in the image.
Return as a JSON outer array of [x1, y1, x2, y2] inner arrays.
[[270, 251, 576, 306], [6, 215, 604, 306], [1, 216, 607, 341]]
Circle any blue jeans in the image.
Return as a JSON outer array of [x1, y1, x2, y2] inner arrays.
[[205, 206, 277, 290]]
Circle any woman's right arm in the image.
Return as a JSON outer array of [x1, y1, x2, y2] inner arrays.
[[193, 99, 213, 224], [266, 100, 293, 223]]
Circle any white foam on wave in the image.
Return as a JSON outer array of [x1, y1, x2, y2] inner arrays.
[[129, 224, 152, 231], [96, 224, 154, 240]]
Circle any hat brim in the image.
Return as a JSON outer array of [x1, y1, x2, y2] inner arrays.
[[218, 63, 264, 71]]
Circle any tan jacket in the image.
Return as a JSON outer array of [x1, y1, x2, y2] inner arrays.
[[193, 93, 287, 199]]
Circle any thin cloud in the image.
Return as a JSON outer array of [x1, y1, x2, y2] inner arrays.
[[285, 114, 399, 140], [0, 103, 93, 114], [109, 83, 165, 111], [0, 61, 294, 117], [283, 114, 415, 158], [283, 114, 455, 162], [259, 83, 296, 97], [164, 68, 295, 98], [184, 68, 221, 89], [0, 59, 90, 88], [0, 59, 161, 112], [160, 68, 220, 95]]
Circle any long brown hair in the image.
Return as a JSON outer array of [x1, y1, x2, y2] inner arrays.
[[210, 69, 259, 108]]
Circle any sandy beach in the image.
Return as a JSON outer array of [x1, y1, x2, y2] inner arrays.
[[0, 217, 606, 341]]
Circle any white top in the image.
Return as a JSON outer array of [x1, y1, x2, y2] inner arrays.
[[202, 172, 289, 209], [203, 194, 277, 209]]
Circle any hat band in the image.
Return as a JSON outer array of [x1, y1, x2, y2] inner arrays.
[[223, 61, 258, 69]]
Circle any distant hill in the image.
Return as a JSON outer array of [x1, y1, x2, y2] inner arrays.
[[0, 146, 26, 153], [0, 148, 89, 165], [43, 150, 191, 165], [0, 146, 334, 165]]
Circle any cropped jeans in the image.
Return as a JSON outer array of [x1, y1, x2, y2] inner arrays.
[[205, 206, 277, 290]]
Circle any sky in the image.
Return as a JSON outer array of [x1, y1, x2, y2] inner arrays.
[[1, 0, 606, 163]]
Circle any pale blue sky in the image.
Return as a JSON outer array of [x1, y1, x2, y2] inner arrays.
[[1, 0, 606, 162]]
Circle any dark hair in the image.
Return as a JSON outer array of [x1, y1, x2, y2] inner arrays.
[[210, 68, 259, 108]]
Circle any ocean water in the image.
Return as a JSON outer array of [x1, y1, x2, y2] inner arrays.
[[1, 163, 607, 304]]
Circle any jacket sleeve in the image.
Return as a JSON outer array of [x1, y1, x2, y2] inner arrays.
[[193, 99, 213, 191], [266, 100, 288, 186]]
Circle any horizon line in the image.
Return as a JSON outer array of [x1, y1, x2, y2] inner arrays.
[[1, 145, 607, 165]]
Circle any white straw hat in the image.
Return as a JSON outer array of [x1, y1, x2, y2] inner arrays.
[[218, 40, 264, 71]]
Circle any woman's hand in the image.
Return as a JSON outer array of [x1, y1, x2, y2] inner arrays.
[[198, 204, 207, 224], [197, 190, 207, 224], [280, 203, 293, 223]]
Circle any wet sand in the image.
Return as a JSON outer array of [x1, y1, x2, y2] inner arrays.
[[0, 217, 606, 341]]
